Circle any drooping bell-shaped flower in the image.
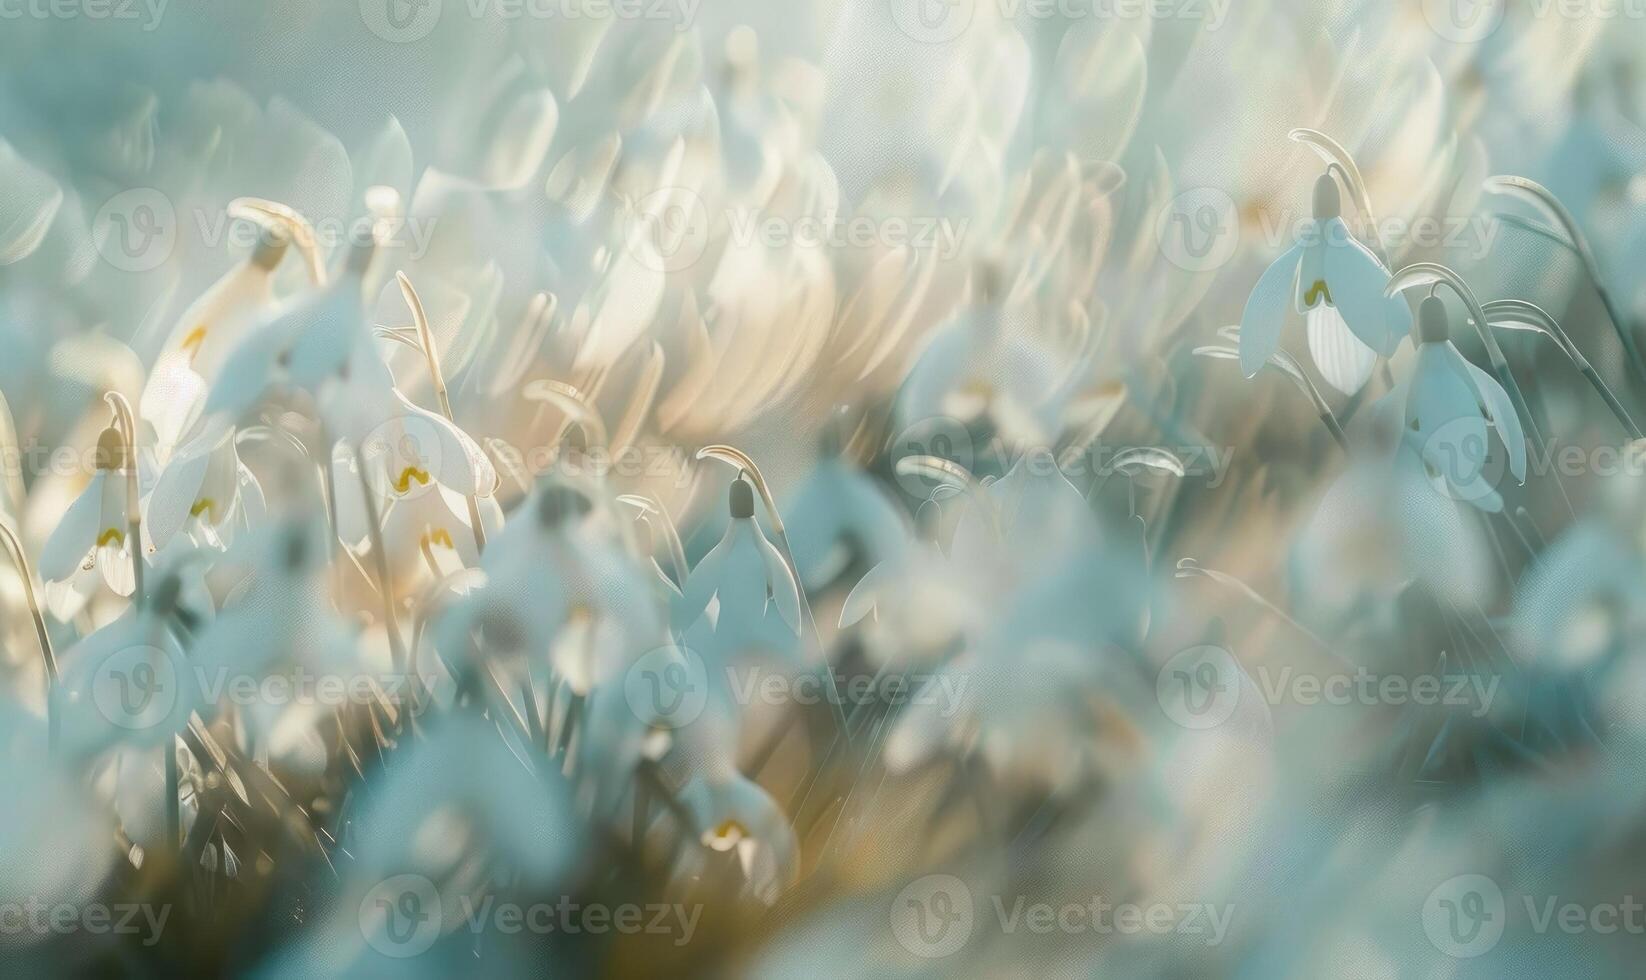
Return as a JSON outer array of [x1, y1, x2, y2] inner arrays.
[[673, 479, 801, 664], [783, 431, 910, 591], [139, 231, 288, 462], [1240, 174, 1412, 395], [144, 426, 266, 551], [57, 574, 197, 757], [1400, 296, 1527, 513], [39, 425, 137, 599], [435, 483, 665, 682]]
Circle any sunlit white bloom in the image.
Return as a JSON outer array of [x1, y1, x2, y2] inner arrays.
[[1240, 174, 1412, 395], [673, 480, 801, 664], [39, 426, 136, 600], [139, 232, 288, 461]]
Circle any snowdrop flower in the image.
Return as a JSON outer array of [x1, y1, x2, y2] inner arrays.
[[436, 483, 664, 679], [782, 434, 910, 591], [887, 638, 1147, 798], [897, 265, 1067, 446], [39, 425, 137, 600], [57, 575, 195, 756], [348, 713, 580, 885], [1400, 295, 1527, 512], [678, 771, 798, 906], [1512, 519, 1646, 670], [672, 479, 801, 665], [378, 481, 502, 582], [144, 427, 266, 551], [1240, 174, 1412, 395], [187, 518, 358, 683], [139, 231, 289, 461]]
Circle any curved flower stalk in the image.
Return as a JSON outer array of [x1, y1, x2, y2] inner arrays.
[[1288, 128, 1385, 260], [0, 519, 58, 746], [1397, 296, 1528, 513], [1240, 173, 1411, 395], [1195, 330, 1347, 449], [1481, 298, 1642, 439], [1483, 174, 1646, 388]]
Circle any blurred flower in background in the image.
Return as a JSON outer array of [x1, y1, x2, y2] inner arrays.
[[2, 0, 1646, 977]]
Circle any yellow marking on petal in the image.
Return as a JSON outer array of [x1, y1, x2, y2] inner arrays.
[[190, 498, 218, 521], [96, 528, 125, 547], [705, 820, 749, 850], [420, 527, 455, 550], [393, 466, 432, 493], [180, 324, 209, 361], [1304, 280, 1333, 307]]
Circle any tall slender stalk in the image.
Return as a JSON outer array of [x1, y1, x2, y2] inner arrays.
[[0, 521, 57, 749], [1484, 175, 1646, 391], [398, 272, 489, 555], [104, 392, 144, 606]]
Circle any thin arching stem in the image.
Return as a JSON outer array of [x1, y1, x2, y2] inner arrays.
[[398, 272, 488, 555], [1480, 299, 1643, 439], [0, 520, 57, 749], [104, 392, 144, 606]]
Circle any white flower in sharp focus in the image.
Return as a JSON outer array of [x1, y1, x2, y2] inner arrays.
[[1240, 174, 1413, 395], [39, 426, 137, 601], [379, 482, 503, 581], [672, 479, 801, 664], [144, 427, 266, 552], [1401, 296, 1527, 513], [139, 232, 288, 463]]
